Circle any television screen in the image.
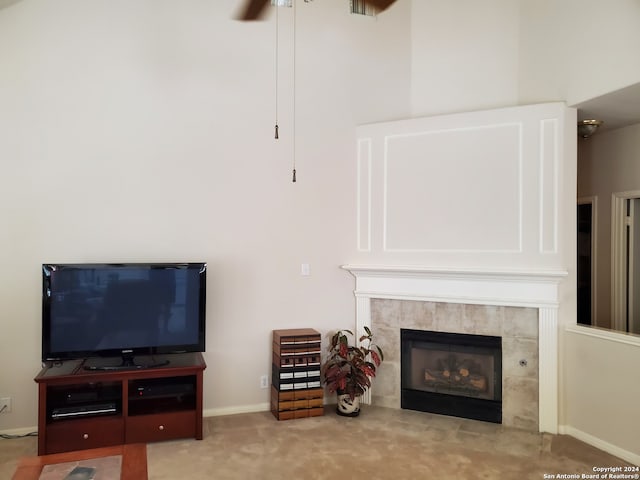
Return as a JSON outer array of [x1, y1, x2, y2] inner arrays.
[[42, 263, 206, 365]]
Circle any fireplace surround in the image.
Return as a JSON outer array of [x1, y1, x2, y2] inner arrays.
[[342, 265, 566, 434], [373, 298, 538, 430]]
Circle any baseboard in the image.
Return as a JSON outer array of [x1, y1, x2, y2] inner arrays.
[[203, 402, 270, 417], [0, 426, 38, 437], [559, 424, 640, 466]]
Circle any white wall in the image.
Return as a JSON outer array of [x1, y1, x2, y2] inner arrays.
[[410, 0, 520, 117], [518, 0, 640, 106], [0, 0, 414, 430]]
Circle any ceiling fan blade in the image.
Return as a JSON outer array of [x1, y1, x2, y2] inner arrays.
[[236, 0, 397, 21], [364, 0, 397, 12], [238, 0, 270, 21]]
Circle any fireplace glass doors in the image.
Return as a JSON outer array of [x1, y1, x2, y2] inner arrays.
[[401, 329, 502, 423]]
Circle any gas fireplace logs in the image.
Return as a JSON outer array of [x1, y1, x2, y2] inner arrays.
[[424, 354, 488, 393]]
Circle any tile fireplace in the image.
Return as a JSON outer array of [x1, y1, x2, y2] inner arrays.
[[342, 265, 566, 433], [373, 299, 537, 430]]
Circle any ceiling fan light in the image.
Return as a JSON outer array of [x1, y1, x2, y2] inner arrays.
[[271, 0, 292, 6], [577, 119, 603, 139]]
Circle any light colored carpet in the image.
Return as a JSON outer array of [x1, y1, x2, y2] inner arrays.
[[1, 406, 634, 479]]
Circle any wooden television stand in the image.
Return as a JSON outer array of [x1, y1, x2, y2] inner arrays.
[[34, 352, 206, 455]]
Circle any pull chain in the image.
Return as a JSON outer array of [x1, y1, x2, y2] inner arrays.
[[291, 0, 297, 182], [274, 4, 279, 140]]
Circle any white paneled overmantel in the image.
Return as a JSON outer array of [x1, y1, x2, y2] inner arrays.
[[342, 264, 567, 434], [355, 102, 576, 271]]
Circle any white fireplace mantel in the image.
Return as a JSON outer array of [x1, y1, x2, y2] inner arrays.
[[342, 264, 568, 434]]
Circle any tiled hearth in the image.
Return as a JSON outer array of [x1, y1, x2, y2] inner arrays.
[[371, 299, 539, 431], [342, 265, 566, 434]]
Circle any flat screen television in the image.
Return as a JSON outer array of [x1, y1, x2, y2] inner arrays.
[[42, 262, 206, 370]]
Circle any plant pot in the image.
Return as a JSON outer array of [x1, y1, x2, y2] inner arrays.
[[336, 392, 361, 417]]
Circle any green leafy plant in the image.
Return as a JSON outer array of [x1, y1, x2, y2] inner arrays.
[[321, 326, 384, 400]]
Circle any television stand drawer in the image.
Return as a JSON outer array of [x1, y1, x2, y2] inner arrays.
[[46, 416, 124, 454], [126, 411, 196, 443]]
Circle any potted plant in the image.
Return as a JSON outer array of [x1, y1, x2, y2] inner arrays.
[[321, 326, 384, 417]]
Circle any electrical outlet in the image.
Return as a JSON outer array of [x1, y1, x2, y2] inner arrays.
[[0, 397, 11, 414], [260, 375, 269, 389]]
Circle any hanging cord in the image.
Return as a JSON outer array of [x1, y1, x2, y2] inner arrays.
[[291, 0, 297, 182], [274, 5, 279, 139]]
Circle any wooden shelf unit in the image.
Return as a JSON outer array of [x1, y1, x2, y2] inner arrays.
[[270, 328, 324, 420], [34, 352, 206, 455]]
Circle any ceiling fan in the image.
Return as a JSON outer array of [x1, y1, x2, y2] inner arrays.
[[238, 0, 397, 21]]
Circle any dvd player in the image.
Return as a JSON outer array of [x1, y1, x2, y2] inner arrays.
[[51, 402, 117, 420], [132, 382, 194, 398]]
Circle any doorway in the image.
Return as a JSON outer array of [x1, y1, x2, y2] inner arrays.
[[612, 192, 640, 334], [577, 198, 596, 326]]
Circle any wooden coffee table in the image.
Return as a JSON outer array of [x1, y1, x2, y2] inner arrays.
[[12, 444, 147, 480]]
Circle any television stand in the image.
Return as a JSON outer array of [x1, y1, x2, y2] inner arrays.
[[34, 352, 206, 456]]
